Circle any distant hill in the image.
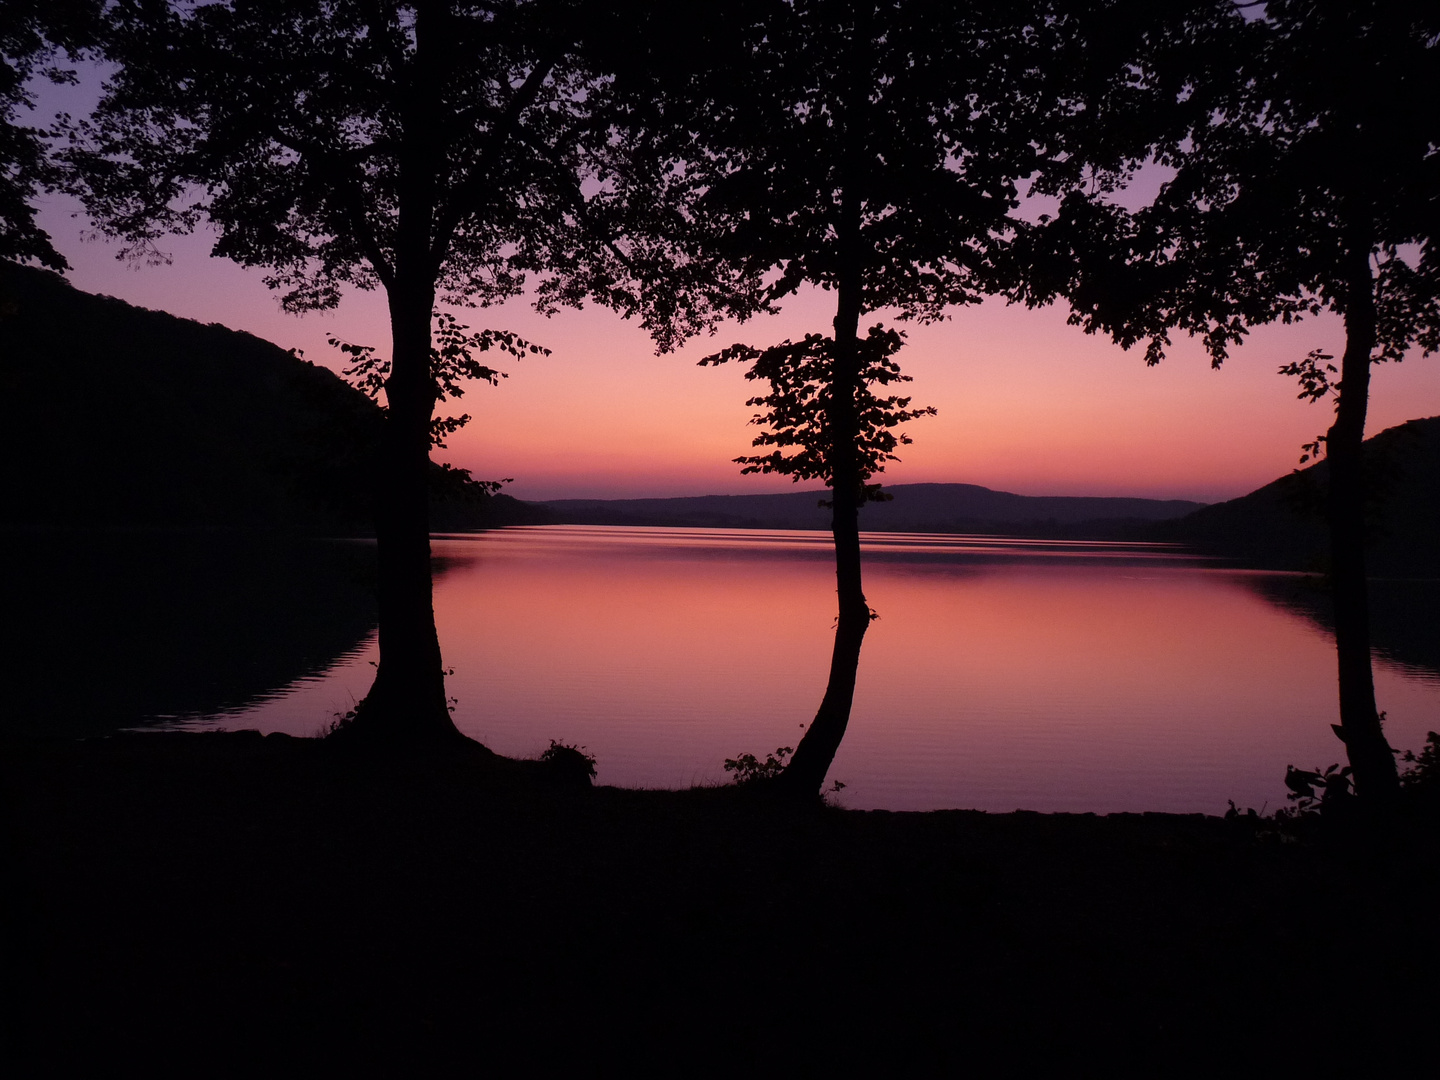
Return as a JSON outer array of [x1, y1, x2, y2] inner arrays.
[[0, 262, 544, 532], [541, 483, 1204, 537], [1156, 416, 1440, 576]]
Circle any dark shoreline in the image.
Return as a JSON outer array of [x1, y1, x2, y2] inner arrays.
[[5, 730, 1438, 1069]]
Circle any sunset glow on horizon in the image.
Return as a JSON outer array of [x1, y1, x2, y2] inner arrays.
[[41, 206, 1440, 506]]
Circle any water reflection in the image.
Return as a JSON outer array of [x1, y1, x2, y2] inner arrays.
[[17, 526, 1437, 814], [478, 524, 1203, 564], [1242, 574, 1440, 684], [2, 531, 379, 736], [195, 526, 1438, 814]]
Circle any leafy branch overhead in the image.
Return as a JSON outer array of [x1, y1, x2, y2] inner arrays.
[[54, 0, 778, 741], [0, 0, 101, 270], [1279, 349, 1338, 404], [56, 0, 759, 350], [1277, 348, 1336, 463], [700, 324, 935, 504], [332, 310, 548, 448]]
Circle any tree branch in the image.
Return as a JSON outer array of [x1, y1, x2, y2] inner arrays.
[[429, 48, 562, 266], [270, 129, 396, 289]]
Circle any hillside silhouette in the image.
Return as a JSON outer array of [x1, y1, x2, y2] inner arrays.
[[0, 262, 544, 533], [1158, 416, 1440, 576], [542, 484, 1203, 537]]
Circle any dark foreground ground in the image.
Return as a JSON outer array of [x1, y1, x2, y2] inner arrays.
[[5, 732, 1438, 1072]]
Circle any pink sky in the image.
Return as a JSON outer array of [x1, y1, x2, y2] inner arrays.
[[24, 73, 1440, 505], [35, 197, 1438, 505]]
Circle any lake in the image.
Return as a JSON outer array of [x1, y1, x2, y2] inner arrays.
[[159, 525, 1439, 814]]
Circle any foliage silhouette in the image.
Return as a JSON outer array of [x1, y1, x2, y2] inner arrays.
[[1016, 0, 1440, 810], [723, 746, 793, 786], [538, 738, 597, 787], [1282, 761, 1354, 818], [63, 0, 737, 745], [674, 0, 1083, 795], [0, 0, 100, 270], [1399, 732, 1440, 819], [330, 309, 549, 451], [701, 325, 935, 504], [1400, 733, 1440, 789]]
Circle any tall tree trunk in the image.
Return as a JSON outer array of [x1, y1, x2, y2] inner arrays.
[[341, 4, 461, 746], [345, 280, 459, 744], [778, 282, 869, 795], [778, 161, 869, 794], [1325, 239, 1399, 807]]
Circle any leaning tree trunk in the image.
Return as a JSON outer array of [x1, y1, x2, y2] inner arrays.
[[1325, 239, 1399, 808], [344, 277, 459, 744], [777, 186, 870, 795], [777, 291, 869, 795]]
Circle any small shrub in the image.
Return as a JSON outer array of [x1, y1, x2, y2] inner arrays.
[[539, 739, 597, 786], [1400, 731, 1440, 789], [1400, 731, 1440, 816], [1224, 799, 1262, 822], [319, 708, 357, 739], [723, 746, 793, 786], [1280, 761, 1353, 816]]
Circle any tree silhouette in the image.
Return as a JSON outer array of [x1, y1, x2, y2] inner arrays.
[[0, 0, 100, 270], [701, 327, 934, 499], [1019, 1, 1440, 809], [684, 0, 1072, 794], [64, 0, 731, 744], [328, 309, 549, 453]]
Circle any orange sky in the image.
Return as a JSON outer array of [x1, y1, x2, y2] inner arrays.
[[31, 186, 1440, 504]]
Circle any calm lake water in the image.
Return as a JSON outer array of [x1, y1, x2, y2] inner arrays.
[[179, 525, 1440, 814]]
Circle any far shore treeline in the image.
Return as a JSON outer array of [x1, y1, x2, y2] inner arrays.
[[2, 0, 1437, 811]]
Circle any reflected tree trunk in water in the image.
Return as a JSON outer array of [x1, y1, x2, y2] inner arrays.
[[1326, 237, 1400, 808]]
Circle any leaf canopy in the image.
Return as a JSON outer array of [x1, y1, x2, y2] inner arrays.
[[64, 0, 750, 349], [1017, 0, 1440, 368], [664, 0, 1086, 318], [700, 324, 935, 500], [0, 0, 101, 270]]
